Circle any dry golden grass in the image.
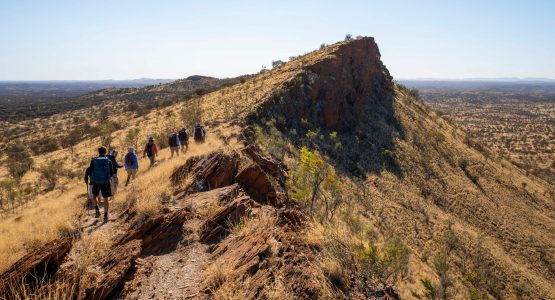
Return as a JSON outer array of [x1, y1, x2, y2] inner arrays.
[[1, 38, 553, 299], [203, 257, 234, 291], [212, 277, 250, 300], [230, 210, 277, 238], [0, 185, 82, 272], [263, 275, 293, 300], [0, 278, 76, 300], [0, 129, 225, 273]]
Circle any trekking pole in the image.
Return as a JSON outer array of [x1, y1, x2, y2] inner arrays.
[[86, 183, 91, 216]]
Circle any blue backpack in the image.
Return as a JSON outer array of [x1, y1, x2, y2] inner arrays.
[[91, 157, 111, 184]]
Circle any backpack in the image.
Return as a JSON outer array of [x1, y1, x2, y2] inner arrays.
[[125, 153, 134, 166], [146, 143, 154, 157], [178, 130, 188, 142], [169, 133, 179, 147], [91, 157, 111, 184], [194, 126, 205, 140]]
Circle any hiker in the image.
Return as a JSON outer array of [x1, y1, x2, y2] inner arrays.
[[178, 128, 189, 153], [168, 131, 180, 158], [107, 150, 123, 194], [124, 147, 139, 186], [143, 137, 158, 168], [193, 124, 206, 143], [84, 146, 114, 222]]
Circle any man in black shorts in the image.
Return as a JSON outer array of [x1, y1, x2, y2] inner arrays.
[[85, 146, 114, 222]]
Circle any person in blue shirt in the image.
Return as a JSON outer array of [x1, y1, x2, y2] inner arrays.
[[124, 147, 139, 186], [84, 146, 113, 222]]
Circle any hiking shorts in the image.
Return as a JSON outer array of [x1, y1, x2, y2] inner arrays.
[[92, 183, 112, 198]]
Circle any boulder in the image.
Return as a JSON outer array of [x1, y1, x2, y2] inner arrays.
[[236, 162, 279, 206], [171, 151, 240, 194], [241, 144, 285, 180]]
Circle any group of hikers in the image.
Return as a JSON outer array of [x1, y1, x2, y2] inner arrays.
[[84, 124, 206, 222]]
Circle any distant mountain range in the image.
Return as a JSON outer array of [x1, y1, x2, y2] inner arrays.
[[398, 77, 555, 82]]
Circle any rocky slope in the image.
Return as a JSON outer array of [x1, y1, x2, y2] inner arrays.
[[1, 37, 554, 299]]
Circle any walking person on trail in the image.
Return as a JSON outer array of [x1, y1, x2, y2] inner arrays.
[[107, 149, 123, 195], [168, 131, 180, 158], [84, 146, 114, 223], [143, 137, 158, 168], [178, 128, 189, 153], [124, 147, 139, 186], [193, 124, 206, 143]]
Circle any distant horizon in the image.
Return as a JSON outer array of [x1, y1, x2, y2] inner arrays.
[[1, 1, 554, 81], [2, 77, 555, 83]]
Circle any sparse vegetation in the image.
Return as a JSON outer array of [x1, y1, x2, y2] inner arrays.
[[5, 143, 33, 182], [356, 236, 410, 294], [288, 146, 344, 221]]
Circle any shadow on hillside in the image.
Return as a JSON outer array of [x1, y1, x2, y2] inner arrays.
[[249, 81, 404, 179]]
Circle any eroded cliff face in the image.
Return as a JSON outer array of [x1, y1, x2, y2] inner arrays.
[[251, 37, 394, 132]]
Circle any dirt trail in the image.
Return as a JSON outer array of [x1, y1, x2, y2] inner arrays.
[[109, 186, 223, 300], [118, 234, 209, 300]]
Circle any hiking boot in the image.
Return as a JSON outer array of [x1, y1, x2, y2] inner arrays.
[[103, 212, 109, 223], [95, 208, 101, 218]]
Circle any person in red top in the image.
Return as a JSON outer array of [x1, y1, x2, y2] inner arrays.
[[142, 137, 158, 168]]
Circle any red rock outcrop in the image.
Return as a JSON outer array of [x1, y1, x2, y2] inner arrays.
[[171, 149, 284, 208], [81, 239, 142, 300], [250, 37, 394, 132], [118, 208, 193, 255], [171, 151, 240, 194], [235, 162, 279, 205], [200, 195, 260, 244], [0, 238, 72, 294]]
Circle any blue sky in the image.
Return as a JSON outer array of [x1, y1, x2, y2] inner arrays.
[[1, 0, 553, 80]]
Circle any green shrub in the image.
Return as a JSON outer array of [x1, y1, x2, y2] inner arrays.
[[356, 236, 409, 291], [288, 147, 344, 220], [412, 278, 439, 299]]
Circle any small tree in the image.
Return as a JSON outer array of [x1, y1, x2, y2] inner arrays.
[[61, 129, 81, 154], [123, 127, 141, 150], [345, 34, 353, 41], [433, 254, 453, 300], [288, 147, 342, 219], [180, 98, 203, 132], [99, 121, 120, 149], [0, 179, 17, 211], [271, 60, 285, 69], [356, 236, 409, 294], [38, 160, 65, 191], [6, 143, 33, 182]]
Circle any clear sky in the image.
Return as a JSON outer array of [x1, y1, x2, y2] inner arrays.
[[1, 0, 554, 80]]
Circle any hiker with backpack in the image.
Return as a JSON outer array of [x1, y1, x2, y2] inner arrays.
[[178, 128, 189, 153], [84, 146, 114, 222], [194, 124, 206, 143], [124, 147, 139, 186], [168, 131, 180, 158], [143, 137, 158, 168], [107, 150, 123, 195]]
